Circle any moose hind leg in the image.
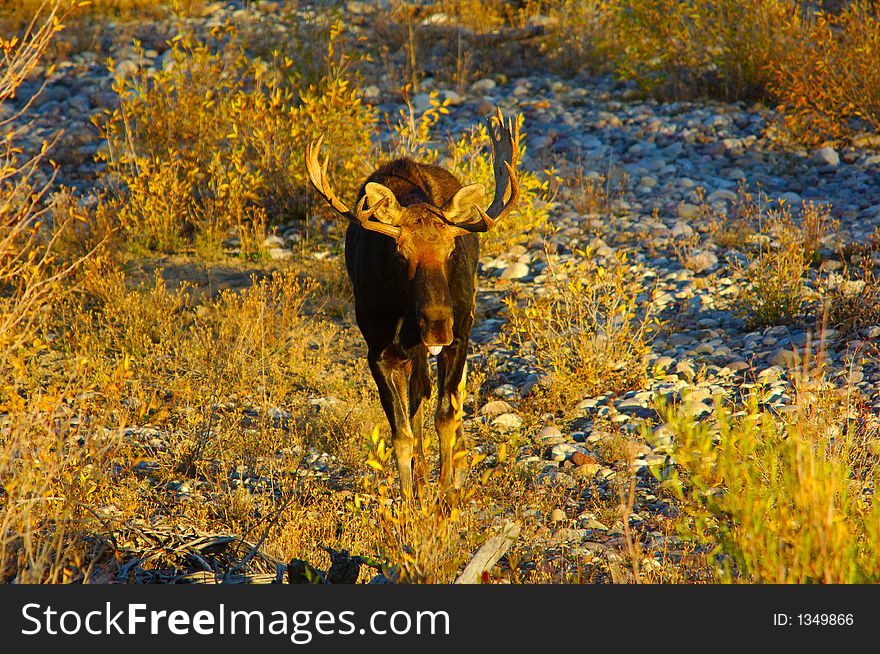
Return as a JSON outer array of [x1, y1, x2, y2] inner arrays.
[[369, 352, 415, 499], [436, 349, 468, 505]]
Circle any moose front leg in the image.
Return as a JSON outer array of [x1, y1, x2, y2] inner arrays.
[[409, 351, 432, 493], [436, 342, 469, 506], [368, 351, 416, 499]]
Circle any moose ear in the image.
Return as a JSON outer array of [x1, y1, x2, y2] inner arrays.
[[444, 183, 486, 223], [363, 182, 404, 226]]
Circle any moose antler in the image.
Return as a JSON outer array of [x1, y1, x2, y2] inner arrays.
[[458, 107, 521, 233], [305, 136, 401, 239]]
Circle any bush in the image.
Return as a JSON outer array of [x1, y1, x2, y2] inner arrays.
[[503, 245, 656, 407], [730, 201, 835, 328], [0, 0, 113, 584], [541, 0, 620, 77], [96, 22, 376, 252], [660, 377, 880, 583], [768, 2, 880, 145], [610, 0, 797, 100]]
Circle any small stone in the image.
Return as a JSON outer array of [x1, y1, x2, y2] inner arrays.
[[470, 78, 496, 94], [678, 203, 700, 220], [668, 333, 694, 347], [571, 451, 598, 467], [439, 89, 464, 105], [670, 221, 694, 238], [268, 248, 292, 260], [481, 400, 513, 416], [572, 463, 601, 479], [814, 146, 840, 166], [550, 508, 566, 523], [579, 516, 609, 531], [500, 262, 529, 280], [492, 413, 523, 429], [779, 191, 802, 207], [652, 355, 675, 372], [674, 360, 695, 381], [537, 469, 576, 488], [769, 348, 799, 368], [708, 188, 737, 203], [689, 250, 718, 273], [547, 443, 577, 461], [536, 425, 564, 442], [363, 85, 381, 101], [588, 237, 614, 258], [113, 59, 139, 82]]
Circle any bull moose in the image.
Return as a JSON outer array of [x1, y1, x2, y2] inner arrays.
[[305, 109, 520, 504]]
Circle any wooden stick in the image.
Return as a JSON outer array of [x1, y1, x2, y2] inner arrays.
[[454, 522, 521, 584]]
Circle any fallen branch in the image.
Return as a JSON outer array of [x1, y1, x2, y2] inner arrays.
[[454, 522, 521, 584]]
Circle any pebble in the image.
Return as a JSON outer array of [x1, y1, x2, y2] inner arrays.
[[500, 262, 530, 280], [814, 146, 840, 167], [492, 413, 523, 429], [481, 400, 514, 416]]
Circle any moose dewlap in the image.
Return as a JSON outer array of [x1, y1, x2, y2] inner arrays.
[[305, 109, 520, 504]]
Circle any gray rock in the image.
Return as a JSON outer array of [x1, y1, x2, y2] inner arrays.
[[536, 425, 564, 442], [689, 250, 718, 273], [470, 78, 496, 94], [481, 400, 514, 416], [769, 348, 799, 368], [492, 413, 523, 429], [814, 146, 840, 166], [500, 262, 529, 280], [113, 59, 140, 82], [268, 248, 292, 260], [678, 203, 700, 220]]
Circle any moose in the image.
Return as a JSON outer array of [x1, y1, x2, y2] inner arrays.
[[305, 109, 520, 504]]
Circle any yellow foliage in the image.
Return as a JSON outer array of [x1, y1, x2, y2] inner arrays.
[[768, 3, 880, 144], [95, 22, 376, 252]]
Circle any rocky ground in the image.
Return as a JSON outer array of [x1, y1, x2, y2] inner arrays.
[[11, 0, 880, 580]]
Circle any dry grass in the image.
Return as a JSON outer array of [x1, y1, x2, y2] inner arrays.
[[95, 22, 376, 252], [659, 344, 880, 582], [768, 2, 880, 145], [503, 245, 657, 410]]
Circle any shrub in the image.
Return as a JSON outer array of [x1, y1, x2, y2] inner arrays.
[[96, 22, 376, 252], [730, 202, 833, 328], [542, 0, 620, 77], [768, 2, 880, 145], [0, 0, 114, 584], [503, 245, 656, 407], [1, 0, 93, 364], [660, 374, 880, 583], [824, 266, 880, 337], [610, 0, 797, 100]]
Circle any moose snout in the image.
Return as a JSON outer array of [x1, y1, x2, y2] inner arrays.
[[418, 305, 453, 354]]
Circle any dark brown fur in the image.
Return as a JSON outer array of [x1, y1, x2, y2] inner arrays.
[[346, 159, 479, 502]]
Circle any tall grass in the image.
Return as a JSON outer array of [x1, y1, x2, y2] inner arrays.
[[660, 355, 880, 583]]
